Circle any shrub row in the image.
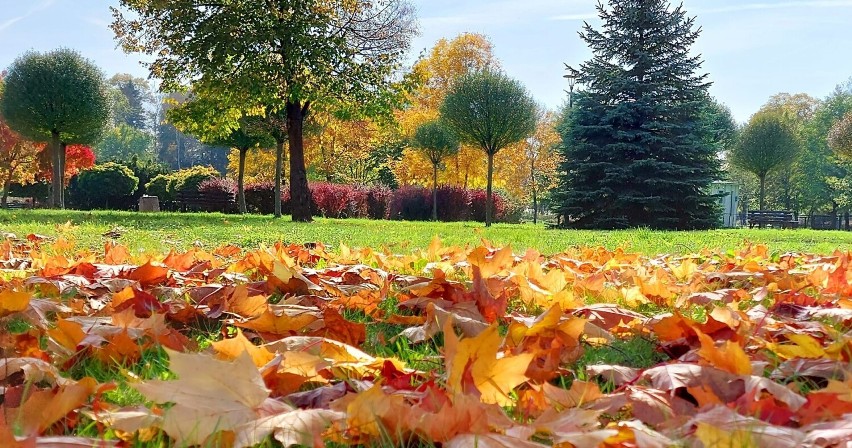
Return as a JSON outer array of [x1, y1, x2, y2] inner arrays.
[[238, 180, 509, 222]]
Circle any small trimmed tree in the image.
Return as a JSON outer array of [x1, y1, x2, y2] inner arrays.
[[0, 49, 110, 209], [412, 120, 459, 220], [440, 69, 537, 226], [731, 111, 800, 211]]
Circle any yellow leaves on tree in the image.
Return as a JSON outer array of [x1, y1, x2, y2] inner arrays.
[[227, 147, 278, 184], [494, 111, 561, 208], [304, 113, 382, 184]]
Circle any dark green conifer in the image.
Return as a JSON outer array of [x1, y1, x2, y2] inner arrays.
[[553, 0, 721, 229]]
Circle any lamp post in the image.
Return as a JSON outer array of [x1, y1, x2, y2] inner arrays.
[[563, 64, 578, 109]]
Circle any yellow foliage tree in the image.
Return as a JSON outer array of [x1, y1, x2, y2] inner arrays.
[[494, 111, 562, 223], [304, 113, 383, 184], [227, 147, 278, 184], [392, 33, 499, 188]]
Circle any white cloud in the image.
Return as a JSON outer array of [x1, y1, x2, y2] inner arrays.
[[697, 0, 852, 14], [0, 0, 56, 34], [0, 17, 23, 32]]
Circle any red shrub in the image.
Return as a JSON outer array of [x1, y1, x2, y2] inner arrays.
[[198, 177, 237, 195], [470, 189, 507, 222], [388, 186, 431, 221], [435, 185, 472, 222], [245, 181, 276, 215], [365, 185, 392, 220]]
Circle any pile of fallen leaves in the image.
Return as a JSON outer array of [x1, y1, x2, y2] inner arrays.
[[3, 234, 852, 447]]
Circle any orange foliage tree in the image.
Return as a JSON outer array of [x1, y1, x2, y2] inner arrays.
[[0, 116, 40, 207]]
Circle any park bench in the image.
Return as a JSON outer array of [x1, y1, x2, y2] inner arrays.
[[747, 210, 800, 229], [175, 190, 237, 214]]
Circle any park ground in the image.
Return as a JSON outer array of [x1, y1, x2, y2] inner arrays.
[[2, 209, 851, 255], [3, 210, 852, 446]]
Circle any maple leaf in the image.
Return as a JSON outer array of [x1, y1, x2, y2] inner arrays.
[[444, 322, 534, 406], [133, 349, 271, 446], [0, 289, 30, 317], [233, 409, 345, 448]]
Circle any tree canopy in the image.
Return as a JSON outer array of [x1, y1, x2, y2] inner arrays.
[[441, 69, 537, 226], [730, 111, 800, 211], [412, 119, 459, 220], [0, 48, 110, 208], [552, 0, 720, 230], [112, 0, 418, 221]]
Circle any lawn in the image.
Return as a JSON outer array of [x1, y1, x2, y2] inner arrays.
[[3, 210, 852, 447], [1, 209, 851, 255]]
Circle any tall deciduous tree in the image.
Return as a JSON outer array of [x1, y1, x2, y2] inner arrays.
[[829, 113, 852, 158], [167, 88, 274, 214], [731, 111, 800, 211], [553, 0, 720, 230], [112, 0, 417, 221], [412, 120, 459, 220], [0, 49, 110, 208], [441, 69, 537, 226]]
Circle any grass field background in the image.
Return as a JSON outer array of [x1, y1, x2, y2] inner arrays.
[[2, 209, 851, 255]]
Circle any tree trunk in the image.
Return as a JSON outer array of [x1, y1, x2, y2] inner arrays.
[[486, 151, 494, 227], [58, 142, 66, 209], [287, 101, 312, 222], [432, 163, 438, 221], [238, 147, 247, 214], [49, 131, 61, 209], [532, 190, 538, 225], [758, 174, 766, 213], [274, 138, 284, 218], [2, 180, 9, 209]]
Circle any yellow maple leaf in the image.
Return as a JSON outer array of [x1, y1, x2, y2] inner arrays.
[[445, 322, 533, 406], [0, 289, 30, 317], [696, 330, 753, 375]]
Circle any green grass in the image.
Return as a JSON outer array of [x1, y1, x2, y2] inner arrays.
[[1, 209, 851, 255]]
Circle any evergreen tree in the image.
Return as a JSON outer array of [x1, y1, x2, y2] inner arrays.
[[552, 0, 721, 229]]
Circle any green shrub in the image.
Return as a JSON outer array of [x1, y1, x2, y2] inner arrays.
[[75, 163, 139, 209], [145, 174, 173, 201], [171, 166, 219, 194]]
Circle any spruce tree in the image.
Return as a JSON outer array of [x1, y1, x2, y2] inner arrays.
[[552, 0, 721, 229]]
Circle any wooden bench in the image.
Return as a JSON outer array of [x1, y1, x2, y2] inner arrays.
[[747, 210, 799, 229], [175, 191, 237, 214]]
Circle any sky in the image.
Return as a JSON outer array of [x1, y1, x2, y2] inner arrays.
[[2, 0, 852, 123]]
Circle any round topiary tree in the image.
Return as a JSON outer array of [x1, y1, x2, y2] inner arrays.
[[730, 111, 800, 211], [412, 120, 459, 221], [76, 162, 139, 209], [440, 69, 537, 226], [0, 48, 110, 209]]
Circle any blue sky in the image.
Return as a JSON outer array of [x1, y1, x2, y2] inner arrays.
[[2, 0, 852, 122]]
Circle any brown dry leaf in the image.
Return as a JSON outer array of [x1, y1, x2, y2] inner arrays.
[[312, 308, 366, 347], [398, 301, 488, 343], [10, 377, 98, 435], [233, 307, 319, 337], [444, 433, 549, 448], [133, 349, 270, 446], [233, 409, 345, 448]]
